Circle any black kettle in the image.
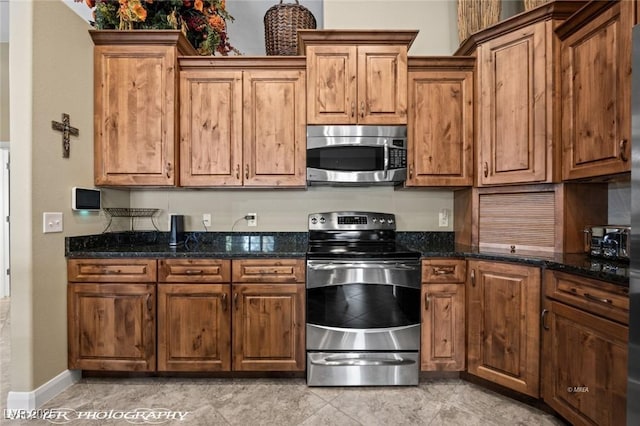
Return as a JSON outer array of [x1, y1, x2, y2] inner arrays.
[[169, 215, 185, 247]]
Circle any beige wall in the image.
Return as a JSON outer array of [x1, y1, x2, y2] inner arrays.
[[10, 0, 128, 392], [1, 42, 8, 141]]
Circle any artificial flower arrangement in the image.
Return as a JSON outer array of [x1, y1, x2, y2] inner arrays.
[[78, 0, 239, 55]]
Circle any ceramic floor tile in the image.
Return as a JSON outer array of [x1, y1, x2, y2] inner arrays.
[[298, 403, 363, 426], [328, 386, 443, 425]]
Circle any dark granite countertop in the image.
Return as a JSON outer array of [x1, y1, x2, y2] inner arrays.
[[66, 231, 629, 287]]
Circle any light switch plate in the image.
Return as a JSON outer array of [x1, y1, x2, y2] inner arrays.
[[438, 209, 449, 228], [43, 212, 63, 233], [202, 213, 212, 227]]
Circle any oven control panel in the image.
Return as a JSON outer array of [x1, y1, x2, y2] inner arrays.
[[309, 211, 396, 230]]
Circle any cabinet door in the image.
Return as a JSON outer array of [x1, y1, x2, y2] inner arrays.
[[232, 283, 305, 371], [157, 284, 231, 371], [243, 70, 306, 187], [542, 301, 627, 426], [357, 45, 408, 125], [421, 283, 465, 371], [467, 260, 541, 397], [179, 70, 243, 186], [561, 2, 631, 180], [407, 69, 473, 186], [306, 45, 357, 124], [94, 45, 177, 186], [477, 22, 548, 185], [67, 283, 155, 371]]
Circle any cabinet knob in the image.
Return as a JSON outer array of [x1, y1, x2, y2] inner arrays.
[[424, 292, 430, 310], [222, 293, 228, 312], [234, 292, 238, 309], [620, 139, 629, 162], [409, 164, 413, 179], [470, 269, 476, 287], [483, 162, 488, 178]]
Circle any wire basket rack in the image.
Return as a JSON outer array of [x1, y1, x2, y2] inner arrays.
[[102, 207, 161, 233]]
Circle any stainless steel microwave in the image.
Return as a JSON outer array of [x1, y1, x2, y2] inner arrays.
[[306, 125, 407, 185]]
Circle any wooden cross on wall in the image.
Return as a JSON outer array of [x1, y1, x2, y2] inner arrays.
[[51, 113, 79, 158]]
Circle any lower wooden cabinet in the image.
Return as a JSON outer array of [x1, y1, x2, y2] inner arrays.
[[542, 270, 628, 426], [467, 260, 541, 397], [157, 283, 231, 371], [232, 283, 305, 371], [67, 283, 156, 371], [421, 259, 466, 371]]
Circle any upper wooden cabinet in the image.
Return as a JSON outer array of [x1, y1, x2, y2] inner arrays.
[[406, 58, 474, 187], [299, 30, 417, 125], [467, 260, 541, 397], [179, 58, 306, 187], [90, 31, 196, 187], [557, 0, 633, 180], [455, 1, 587, 186]]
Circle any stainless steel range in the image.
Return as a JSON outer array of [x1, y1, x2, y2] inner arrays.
[[305, 211, 421, 386]]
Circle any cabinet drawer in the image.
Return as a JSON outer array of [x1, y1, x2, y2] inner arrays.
[[67, 259, 157, 283], [232, 259, 305, 283], [158, 259, 231, 283], [544, 270, 629, 325], [422, 259, 466, 283]]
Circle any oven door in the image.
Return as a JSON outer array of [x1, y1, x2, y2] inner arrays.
[[306, 259, 421, 351]]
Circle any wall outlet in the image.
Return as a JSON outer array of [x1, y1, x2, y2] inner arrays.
[[202, 213, 212, 227], [438, 209, 449, 228], [43, 212, 63, 233], [246, 213, 257, 227]]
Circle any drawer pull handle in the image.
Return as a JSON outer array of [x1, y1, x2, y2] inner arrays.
[[584, 293, 612, 305], [351, 102, 355, 118], [433, 266, 455, 275], [184, 270, 203, 275], [409, 164, 413, 179], [360, 101, 365, 118], [103, 269, 121, 275], [146, 294, 152, 312], [424, 293, 430, 310], [235, 164, 240, 179], [222, 293, 228, 312], [470, 269, 476, 287], [245, 164, 249, 180], [541, 309, 549, 331], [234, 293, 238, 310], [483, 162, 488, 178]]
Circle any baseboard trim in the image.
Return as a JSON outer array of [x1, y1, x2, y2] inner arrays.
[[6, 369, 81, 410]]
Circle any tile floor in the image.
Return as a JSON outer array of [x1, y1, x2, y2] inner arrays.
[[0, 298, 564, 425]]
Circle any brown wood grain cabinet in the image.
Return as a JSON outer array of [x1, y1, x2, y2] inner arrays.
[[157, 259, 232, 371], [421, 259, 466, 371], [467, 260, 541, 397], [179, 58, 306, 188], [231, 259, 305, 371], [298, 30, 417, 125], [542, 270, 628, 426], [557, 0, 632, 180], [477, 21, 556, 186], [67, 258, 157, 371], [90, 31, 196, 187], [406, 58, 474, 187]]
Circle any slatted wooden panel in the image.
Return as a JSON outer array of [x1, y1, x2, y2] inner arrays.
[[478, 191, 555, 251]]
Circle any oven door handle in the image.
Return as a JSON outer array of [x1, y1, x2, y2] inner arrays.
[[383, 143, 389, 176], [310, 357, 416, 367], [308, 262, 418, 271]]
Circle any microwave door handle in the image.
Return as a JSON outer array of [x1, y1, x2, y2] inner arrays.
[[383, 143, 389, 178]]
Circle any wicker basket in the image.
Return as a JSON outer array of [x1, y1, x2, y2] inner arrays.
[[523, 0, 550, 10], [264, 0, 317, 56], [457, 0, 501, 43]]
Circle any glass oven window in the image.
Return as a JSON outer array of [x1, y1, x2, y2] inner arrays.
[[307, 146, 384, 172], [307, 284, 420, 328]]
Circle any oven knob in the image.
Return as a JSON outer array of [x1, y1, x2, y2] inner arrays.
[[388, 219, 394, 225], [379, 218, 386, 224], [311, 217, 318, 224], [372, 218, 377, 223], [319, 217, 326, 224]]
